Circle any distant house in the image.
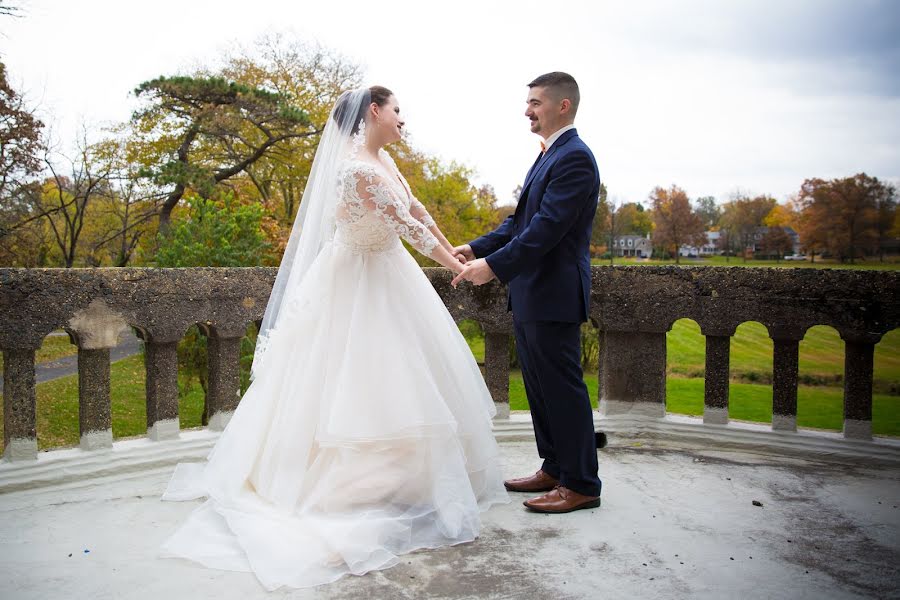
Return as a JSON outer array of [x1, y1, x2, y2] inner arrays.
[[679, 231, 717, 257], [613, 234, 653, 258]]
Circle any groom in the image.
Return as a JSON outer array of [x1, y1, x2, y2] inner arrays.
[[451, 72, 602, 513]]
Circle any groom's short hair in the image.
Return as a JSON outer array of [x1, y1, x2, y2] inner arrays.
[[528, 72, 580, 116]]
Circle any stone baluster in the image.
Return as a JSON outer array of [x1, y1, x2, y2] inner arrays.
[[599, 329, 667, 417], [203, 323, 246, 431], [700, 326, 735, 425], [770, 327, 805, 432], [144, 337, 181, 441], [68, 299, 129, 450], [2, 347, 39, 461], [840, 331, 881, 440], [483, 328, 511, 419]]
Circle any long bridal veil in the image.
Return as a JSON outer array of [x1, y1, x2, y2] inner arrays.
[[251, 87, 370, 378]]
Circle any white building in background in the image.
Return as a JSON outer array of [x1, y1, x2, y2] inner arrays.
[[613, 234, 653, 258], [678, 231, 717, 257]]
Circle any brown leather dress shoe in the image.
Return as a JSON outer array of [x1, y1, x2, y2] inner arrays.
[[503, 469, 559, 493], [523, 486, 601, 513]]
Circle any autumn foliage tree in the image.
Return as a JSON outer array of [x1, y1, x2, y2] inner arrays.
[[217, 35, 362, 224], [796, 173, 896, 263], [649, 185, 707, 263], [719, 194, 777, 262], [131, 75, 316, 232], [0, 61, 46, 264], [759, 227, 794, 261], [389, 140, 501, 265]]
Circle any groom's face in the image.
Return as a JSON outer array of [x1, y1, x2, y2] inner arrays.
[[525, 86, 561, 137]]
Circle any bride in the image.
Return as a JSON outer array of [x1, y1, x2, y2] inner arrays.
[[160, 86, 509, 590]]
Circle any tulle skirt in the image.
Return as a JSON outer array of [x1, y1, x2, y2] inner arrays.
[[160, 239, 509, 590]]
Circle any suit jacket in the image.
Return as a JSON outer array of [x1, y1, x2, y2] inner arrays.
[[470, 128, 600, 323]]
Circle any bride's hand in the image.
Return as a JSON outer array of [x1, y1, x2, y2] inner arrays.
[[453, 244, 475, 263]]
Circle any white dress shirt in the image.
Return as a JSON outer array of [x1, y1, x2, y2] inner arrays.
[[541, 123, 576, 153]]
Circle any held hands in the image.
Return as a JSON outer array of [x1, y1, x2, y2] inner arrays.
[[451, 258, 497, 288], [452, 244, 475, 264]]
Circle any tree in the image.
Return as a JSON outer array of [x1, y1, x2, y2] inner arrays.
[[617, 202, 652, 236], [649, 185, 707, 264], [875, 185, 898, 261], [22, 135, 112, 268], [218, 34, 362, 224], [590, 183, 612, 258], [694, 196, 721, 229], [592, 190, 652, 264], [155, 192, 272, 268], [388, 140, 501, 265], [93, 138, 163, 266], [0, 61, 46, 265], [131, 75, 315, 231], [795, 173, 891, 263], [0, 2, 22, 17], [763, 203, 797, 228], [0, 62, 43, 201], [719, 194, 777, 262], [760, 227, 793, 261]]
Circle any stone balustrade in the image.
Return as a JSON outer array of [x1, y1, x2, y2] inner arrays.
[[1, 266, 898, 462]]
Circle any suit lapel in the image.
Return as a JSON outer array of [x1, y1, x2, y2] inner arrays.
[[519, 129, 578, 200], [521, 152, 543, 191]]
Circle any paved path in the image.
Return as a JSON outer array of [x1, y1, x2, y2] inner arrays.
[[0, 330, 143, 393]]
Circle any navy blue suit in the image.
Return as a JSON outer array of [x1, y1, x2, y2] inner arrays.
[[470, 128, 602, 496]]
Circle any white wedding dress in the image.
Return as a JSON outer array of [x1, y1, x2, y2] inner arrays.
[[161, 150, 509, 590]]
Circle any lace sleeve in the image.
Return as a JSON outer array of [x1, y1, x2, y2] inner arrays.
[[408, 196, 436, 229], [379, 149, 435, 228], [349, 167, 439, 257]]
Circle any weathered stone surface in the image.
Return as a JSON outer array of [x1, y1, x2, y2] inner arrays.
[[599, 330, 667, 416], [2, 349, 37, 460], [587, 266, 899, 338], [77, 347, 112, 449], [206, 335, 242, 431], [144, 341, 179, 440], [771, 336, 801, 430], [0, 267, 276, 349], [483, 331, 510, 418], [843, 339, 875, 440], [67, 298, 128, 350], [0, 265, 897, 444], [2, 266, 896, 350], [703, 334, 731, 424]]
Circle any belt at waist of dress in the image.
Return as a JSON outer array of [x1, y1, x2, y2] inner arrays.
[[331, 234, 403, 254]]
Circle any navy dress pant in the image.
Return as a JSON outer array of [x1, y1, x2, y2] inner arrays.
[[513, 319, 602, 497]]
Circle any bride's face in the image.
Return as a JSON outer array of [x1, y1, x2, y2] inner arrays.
[[372, 96, 404, 144]]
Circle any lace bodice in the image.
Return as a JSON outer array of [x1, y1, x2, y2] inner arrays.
[[335, 151, 438, 256]]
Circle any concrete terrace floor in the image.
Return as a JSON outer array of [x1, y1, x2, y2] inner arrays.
[[1, 416, 900, 600]]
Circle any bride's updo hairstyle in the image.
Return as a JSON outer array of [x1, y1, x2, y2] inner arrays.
[[333, 86, 394, 134]]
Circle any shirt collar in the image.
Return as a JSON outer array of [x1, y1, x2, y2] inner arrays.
[[541, 124, 576, 153]]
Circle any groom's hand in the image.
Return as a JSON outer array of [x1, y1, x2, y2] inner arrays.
[[453, 244, 475, 263], [451, 258, 497, 288]]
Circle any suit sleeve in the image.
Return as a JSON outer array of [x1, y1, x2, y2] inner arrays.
[[469, 215, 515, 258], [485, 151, 596, 283]]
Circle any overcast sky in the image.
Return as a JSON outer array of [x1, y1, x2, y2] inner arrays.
[[2, 0, 899, 206]]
